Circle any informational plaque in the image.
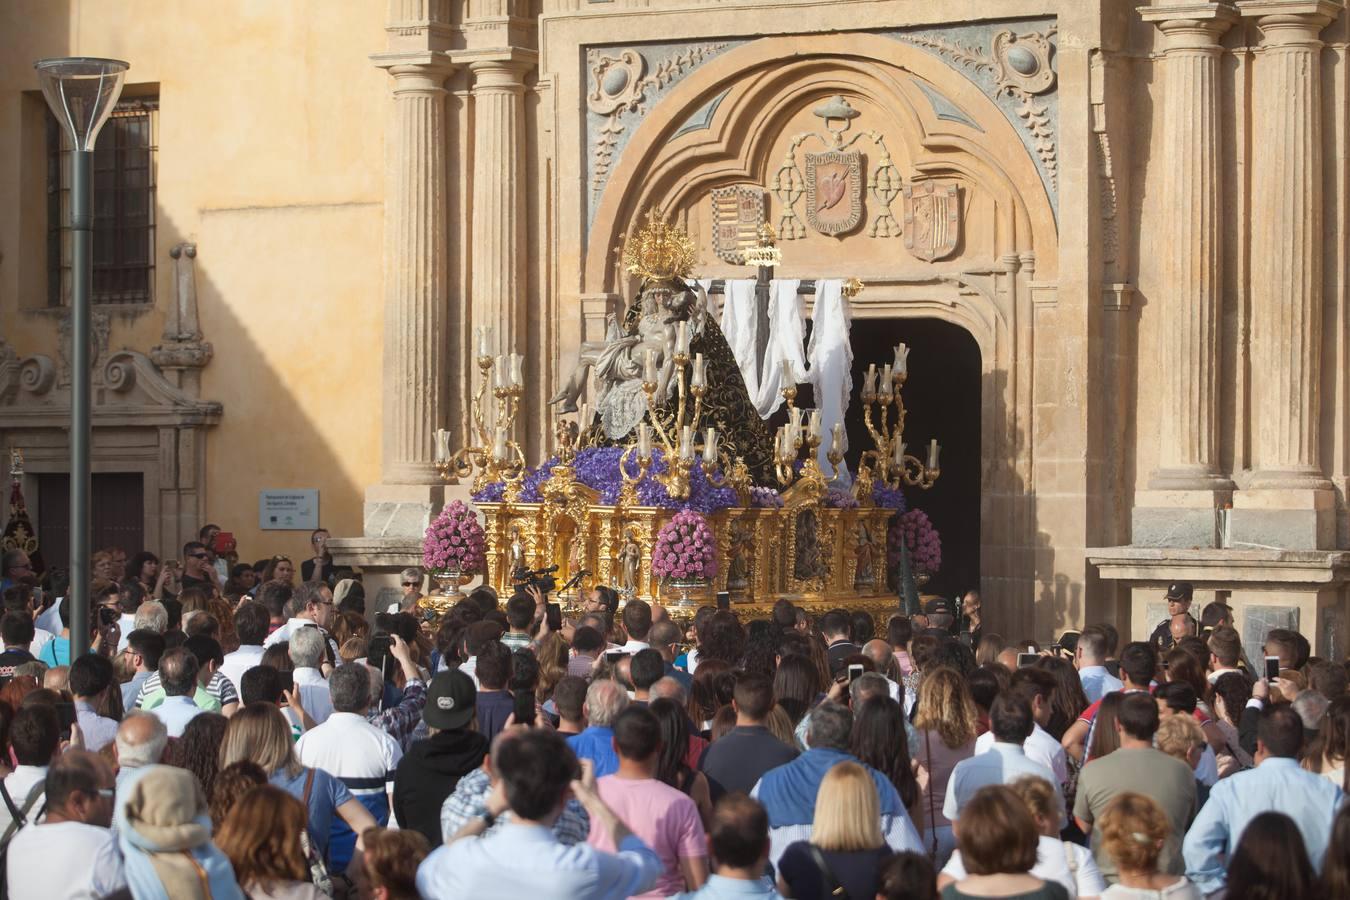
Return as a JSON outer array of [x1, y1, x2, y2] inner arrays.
[[259, 489, 320, 530]]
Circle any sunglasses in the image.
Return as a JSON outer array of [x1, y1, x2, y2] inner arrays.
[[189, 553, 210, 560], [402, 582, 418, 587]]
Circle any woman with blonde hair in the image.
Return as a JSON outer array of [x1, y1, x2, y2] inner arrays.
[[940, 775, 1105, 897], [776, 761, 893, 899], [219, 702, 377, 870], [1098, 792, 1200, 899], [911, 665, 979, 867], [215, 785, 326, 899]]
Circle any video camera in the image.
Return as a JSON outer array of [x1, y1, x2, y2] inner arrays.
[[512, 564, 558, 595]]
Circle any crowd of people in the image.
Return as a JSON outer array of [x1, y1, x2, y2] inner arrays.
[[0, 530, 1346, 900]]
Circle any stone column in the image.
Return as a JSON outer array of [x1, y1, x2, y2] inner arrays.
[[1231, 0, 1341, 547], [1132, 3, 1236, 548], [469, 57, 530, 402], [379, 61, 454, 485]]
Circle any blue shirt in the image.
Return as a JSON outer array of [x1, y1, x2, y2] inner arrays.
[[1077, 666, 1123, 704], [416, 822, 661, 900], [270, 766, 354, 864], [1183, 757, 1344, 895], [671, 874, 784, 900], [120, 671, 151, 711], [37, 636, 70, 668], [567, 726, 620, 778]]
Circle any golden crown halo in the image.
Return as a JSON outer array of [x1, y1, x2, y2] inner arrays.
[[622, 211, 698, 284]]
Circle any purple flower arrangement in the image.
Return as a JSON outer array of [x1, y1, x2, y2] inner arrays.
[[473, 446, 737, 513], [887, 508, 941, 574], [652, 508, 718, 581], [749, 486, 784, 508], [871, 481, 908, 511], [422, 500, 487, 574], [823, 488, 860, 509]]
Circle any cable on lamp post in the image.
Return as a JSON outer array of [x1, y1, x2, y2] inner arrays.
[[34, 57, 128, 660]]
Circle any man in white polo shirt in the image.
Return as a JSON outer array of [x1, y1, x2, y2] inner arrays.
[[289, 625, 334, 725], [263, 580, 338, 657], [220, 600, 269, 698], [297, 662, 402, 873], [973, 667, 1069, 791]]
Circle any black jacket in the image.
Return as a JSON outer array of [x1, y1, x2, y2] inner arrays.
[[392, 728, 490, 846]]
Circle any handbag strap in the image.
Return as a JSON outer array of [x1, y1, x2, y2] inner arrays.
[[182, 850, 213, 900], [302, 767, 316, 806], [923, 730, 939, 859], [806, 844, 846, 898], [0, 779, 44, 846]]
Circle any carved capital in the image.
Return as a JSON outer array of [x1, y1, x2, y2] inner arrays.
[[1141, 3, 1240, 49], [1238, 0, 1342, 40], [149, 341, 214, 371]]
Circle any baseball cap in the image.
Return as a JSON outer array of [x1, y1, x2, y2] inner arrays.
[[923, 597, 955, 617], [423, 670, 477, 730], [1165, 582, 1194, 602]]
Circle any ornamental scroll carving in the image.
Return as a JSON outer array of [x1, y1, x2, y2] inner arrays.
[[587, 43, 728, 199], [895, 27, 1058, 191], [771, 96, 903, 240]]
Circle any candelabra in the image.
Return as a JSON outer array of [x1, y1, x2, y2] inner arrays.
[[857, 342, 941, 492], [434, 327, 527, 498], [772, 372, 844, 503]]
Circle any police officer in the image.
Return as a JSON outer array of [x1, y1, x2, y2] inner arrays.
[[1149, 581, 1193, 653]]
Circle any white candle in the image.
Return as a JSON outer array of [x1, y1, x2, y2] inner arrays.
[[790, 406, 803, 432], [781, 358, 794, 387], [777, 426, 790, 460], [865, 363, 877, 395], [831, 422, 844, 455], [894, 343, 910, 378], [676, 321, 690, 356], [510, 353, 524, 389], [680, 425, 694, 460], [893, 439, 906, 466], [808, 409, 822, 439], [928, 439, 940, 469], [434, 428, 450, 464], [638, 423, 651, 459], [495, 355, 508, 388], [644, 349, 658, 384], [478, 326, 493, 358], [691, 353, 706, 389], [578, 403, 590, 429], [493, 427, 508, 462], [703, 427, 718, 465], [878, 364, 894, 401]]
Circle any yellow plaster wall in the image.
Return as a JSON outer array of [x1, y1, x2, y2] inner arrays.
[[0, 0, 388, 561]]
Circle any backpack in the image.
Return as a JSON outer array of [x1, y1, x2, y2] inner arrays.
[[0, 778, 46, 899]]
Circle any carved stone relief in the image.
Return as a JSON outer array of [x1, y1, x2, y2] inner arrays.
[[56, 309, 111, 388], [902, 182, 961, 262], [771, 96, 902, 240]]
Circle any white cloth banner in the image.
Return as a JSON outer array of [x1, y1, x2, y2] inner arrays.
[[753, 278, 804, 418], [715, 278, 759, 398], [807, 279, 853, 482]]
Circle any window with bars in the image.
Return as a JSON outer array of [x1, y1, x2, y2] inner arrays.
[[46, 97, 158, 307]]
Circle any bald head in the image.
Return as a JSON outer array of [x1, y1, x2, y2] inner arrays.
[[650, 676, 686, 704], [863, 640, 893, 671], [115, 713, 168, 769], [1170, 614, 1196, 643], [997, 647, 1020, 670], [615, 655, 633, 689]]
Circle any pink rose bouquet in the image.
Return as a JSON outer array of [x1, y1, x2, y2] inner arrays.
[[887, 508, 941, 574], [652, 508, 718, 581], [422, 500, 487, 574]]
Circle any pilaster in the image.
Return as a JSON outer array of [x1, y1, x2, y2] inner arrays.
[[1231, 0, 1342, 547], [1133, 3, 1237, 546]]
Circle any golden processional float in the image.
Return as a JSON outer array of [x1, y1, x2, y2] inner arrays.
[[431, 215, 940, 621]]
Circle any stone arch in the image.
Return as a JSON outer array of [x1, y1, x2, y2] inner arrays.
[[585, 32, 1058, 290]]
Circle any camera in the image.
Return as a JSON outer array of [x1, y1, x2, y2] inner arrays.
[[512, 564, 558, 596]]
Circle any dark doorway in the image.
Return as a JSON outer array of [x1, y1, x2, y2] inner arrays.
[[846, 318, 981, 599], [36, 473, 144, 573]]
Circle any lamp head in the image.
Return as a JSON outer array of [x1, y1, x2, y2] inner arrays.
[[34, 57, 129, 151]]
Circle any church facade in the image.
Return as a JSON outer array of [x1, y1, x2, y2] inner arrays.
[[2, 0, 1349, 650]]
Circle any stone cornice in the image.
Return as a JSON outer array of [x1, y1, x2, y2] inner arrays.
[[1140, 1, 1241, 24], [369, 50, 458, 74]]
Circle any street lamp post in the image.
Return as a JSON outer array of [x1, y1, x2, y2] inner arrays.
[[34, 57, 128, 659]]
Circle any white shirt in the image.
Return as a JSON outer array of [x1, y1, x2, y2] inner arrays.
[[263, 617, 339, 657], [150, 694, 204, 738], [619, 640, 650, 654], [26, 628, 55, 659], [6, 820, 125, 899], [34, 602, 62, 637], [944, 834, 1107, 898], [219, 644, 266, 698], [975, 723, 1069, 787], [0, 766, 48, 838], [116, 613, 137, 653], [943, 742, 1062, 822], [292, 666, 334, 725], [296, 711, 402, 802]]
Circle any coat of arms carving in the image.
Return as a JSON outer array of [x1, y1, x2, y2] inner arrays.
[[902, 182, 961, 262], [805, 151, 862, 236], [710, 186, 766, 264]]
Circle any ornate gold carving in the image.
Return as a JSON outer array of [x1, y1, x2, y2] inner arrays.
[[623, 211, 699, 284]]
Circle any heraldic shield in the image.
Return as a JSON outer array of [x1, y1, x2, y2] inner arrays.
[[903, 182, 960, 262], [805, 150, 862, 235]]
